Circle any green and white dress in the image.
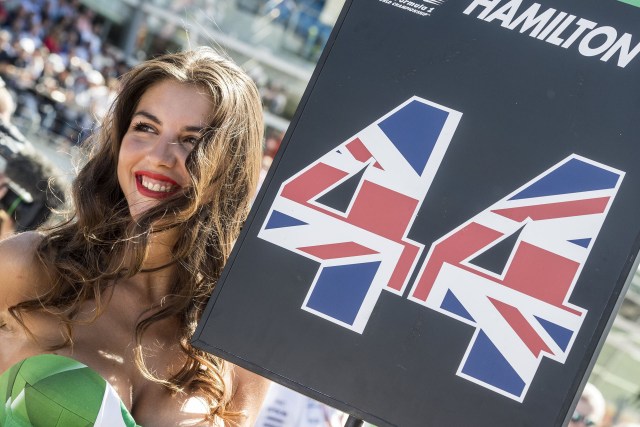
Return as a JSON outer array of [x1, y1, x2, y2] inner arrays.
[[0, 354, 140, 426]]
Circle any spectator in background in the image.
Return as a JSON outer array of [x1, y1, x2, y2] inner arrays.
[[255, 382, 346, 427], [0, 148, 67, 235], [0, 30, 14, 63], [0, 76, 27, 151], [571, 383, 606, 427], [262, 80, 288, 116], [0, 78, 65, 238], [263, 128, 283, 160]]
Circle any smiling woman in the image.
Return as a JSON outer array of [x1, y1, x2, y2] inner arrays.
[[0, 48, 267, 426], [118, 80, 213, 218]]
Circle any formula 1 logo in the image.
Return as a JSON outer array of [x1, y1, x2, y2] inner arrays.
[[377, 0, 447, 17], [257, 97, 624, 401]]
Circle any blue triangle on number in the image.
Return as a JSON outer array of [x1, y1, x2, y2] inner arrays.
[[306, 261, 381, 326], [510, 158, 619, 200], [265, 210, 307, 229], [462, 330, 525, 398], [534, 316, 573, 351], [568, 238, 591, 248], [441, 290, 475, 322], [378, 100, 449, 175]]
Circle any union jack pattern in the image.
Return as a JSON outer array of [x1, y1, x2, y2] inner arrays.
[[409, 155, 624, 401], [257, 96, 624, 402], [259, 97, 462, 332]]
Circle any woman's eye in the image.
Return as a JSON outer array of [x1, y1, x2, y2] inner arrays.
[[183, 136, 199, 146], [132, 122, 155, 133]]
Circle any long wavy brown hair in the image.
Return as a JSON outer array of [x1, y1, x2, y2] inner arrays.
[[10, 47, 264, 421]]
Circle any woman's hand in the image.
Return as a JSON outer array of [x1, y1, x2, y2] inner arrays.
[[0, 208, 15, 239]]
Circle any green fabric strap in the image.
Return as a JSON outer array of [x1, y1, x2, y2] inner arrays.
[[5, 196, 21, 216]]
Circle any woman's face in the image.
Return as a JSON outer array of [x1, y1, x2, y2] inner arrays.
[[117, 79, 212, 218]]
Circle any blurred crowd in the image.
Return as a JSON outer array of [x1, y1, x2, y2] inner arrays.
[[237, 0, 338, 61], [0, 0, 289, 147], [0, 0, 128, 143], [569, 382, 640, 427]]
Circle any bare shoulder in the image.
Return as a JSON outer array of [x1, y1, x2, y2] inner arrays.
[[0, 231, 49, 309], [227, 363, 270, 426]]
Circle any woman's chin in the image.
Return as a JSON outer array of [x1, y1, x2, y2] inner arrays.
[[127, 200, 159, 220]]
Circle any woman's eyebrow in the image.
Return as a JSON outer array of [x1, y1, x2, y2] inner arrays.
[[184, 125, 206, 133], [133, 111, 205, 133], [132, 110, 161, 124]]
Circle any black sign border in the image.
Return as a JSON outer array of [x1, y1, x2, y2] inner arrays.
[[191, 1, 640, 425]]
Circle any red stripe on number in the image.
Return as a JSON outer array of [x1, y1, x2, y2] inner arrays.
[[493, 197, 610, 222], [489, 298, 552, 357], [502, 242, 581, 315], [347, 181, 419, 240], [346, 138, 372, 163], [281, 163, 348, 204], [412, 223, 504, 301], [387, 242, 421, 292], [297, 242, 379, 260]]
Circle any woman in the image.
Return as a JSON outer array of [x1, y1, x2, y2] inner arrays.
[[0, 47, 269, 426]]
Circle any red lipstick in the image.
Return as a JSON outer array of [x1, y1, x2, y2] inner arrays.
[[135, 171, 180, 199]]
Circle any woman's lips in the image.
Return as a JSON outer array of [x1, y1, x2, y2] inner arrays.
[[135, 171, 180, 199]]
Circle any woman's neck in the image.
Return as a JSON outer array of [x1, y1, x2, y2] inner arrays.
[[124, 227, 180, 303]]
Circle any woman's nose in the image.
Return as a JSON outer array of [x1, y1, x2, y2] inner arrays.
[[147, 138, 177, 167]]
